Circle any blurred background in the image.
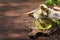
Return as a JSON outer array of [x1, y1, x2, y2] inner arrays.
[[0, 0, 60, 40]]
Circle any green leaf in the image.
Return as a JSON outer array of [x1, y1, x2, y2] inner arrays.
[[57, 0, 60, 4], [46, 0, 56, 6]]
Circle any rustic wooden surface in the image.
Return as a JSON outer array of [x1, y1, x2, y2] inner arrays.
[[0, 0, 60, 40]]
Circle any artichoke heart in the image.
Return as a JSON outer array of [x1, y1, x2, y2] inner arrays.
[[34, 19, 52, 30]]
